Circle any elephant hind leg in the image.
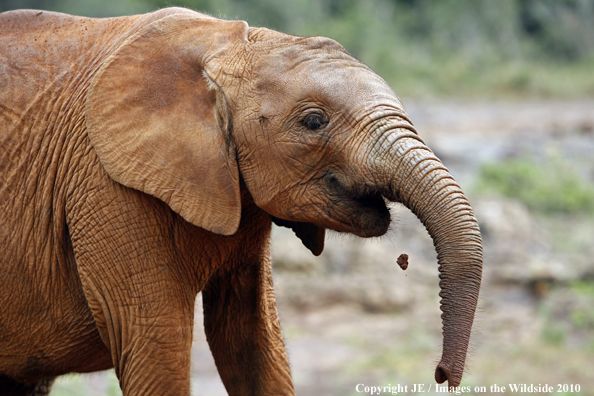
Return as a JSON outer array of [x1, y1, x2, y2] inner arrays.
[[0, 376, 55, 396]]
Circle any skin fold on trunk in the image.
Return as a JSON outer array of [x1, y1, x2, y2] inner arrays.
[[365, 116, 483, 388]]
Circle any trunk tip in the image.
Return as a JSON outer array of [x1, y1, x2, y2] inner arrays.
[[435, 366, 447, 384], [435, 363, 461, 389]]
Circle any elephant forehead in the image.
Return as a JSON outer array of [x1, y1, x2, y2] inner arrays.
[[255, 52, 401, 115], [304, 62, 397, 105]]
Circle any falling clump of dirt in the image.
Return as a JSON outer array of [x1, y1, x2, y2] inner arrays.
[[397, 254, 409, 270]]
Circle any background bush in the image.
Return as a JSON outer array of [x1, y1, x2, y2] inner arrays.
[[475, 155, 594, 215], [2, 0, 594, 98]]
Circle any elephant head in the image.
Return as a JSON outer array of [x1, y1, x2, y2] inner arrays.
[[86, 10, 482, 387]]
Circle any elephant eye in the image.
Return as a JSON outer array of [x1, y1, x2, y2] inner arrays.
[[302, 114, 328, 131]]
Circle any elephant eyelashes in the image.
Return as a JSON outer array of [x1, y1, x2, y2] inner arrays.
[[302, 114, 328, 131]]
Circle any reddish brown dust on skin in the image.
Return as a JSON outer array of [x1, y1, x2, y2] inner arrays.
[[397, 254, 408, 270]]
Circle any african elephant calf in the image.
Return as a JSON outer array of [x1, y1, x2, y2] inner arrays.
[[0, 7, 482, 395]]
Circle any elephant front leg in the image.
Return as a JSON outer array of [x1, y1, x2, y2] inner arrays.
[[78, 270, 197, 396], [74, 239, 197, 395], [202, 258, 295, 396]]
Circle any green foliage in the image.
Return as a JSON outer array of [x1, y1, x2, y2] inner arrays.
[[475, 155, 594, 215], [539, 305, 567, 346], [541, 325, 566, 346], [572, 280, 594, 296], [569, 286, 594, 331], [569, 282, 594, 332], [2, 0, 594, 98], [539, 282, 594, 351]]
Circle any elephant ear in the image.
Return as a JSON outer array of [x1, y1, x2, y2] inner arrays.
[[86, 14, 247, 235], [271, 217, 325, 256]]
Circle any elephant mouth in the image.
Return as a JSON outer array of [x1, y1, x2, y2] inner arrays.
[[324, 173, 392, 237], [352, 191, 391, 236]]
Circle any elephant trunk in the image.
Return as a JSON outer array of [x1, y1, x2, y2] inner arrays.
[[364, 115, 483, 388]]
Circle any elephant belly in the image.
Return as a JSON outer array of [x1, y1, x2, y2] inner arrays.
[[0, 307, 113, 381], [0, 327, 113, 382], [0, 265, 113, 381]]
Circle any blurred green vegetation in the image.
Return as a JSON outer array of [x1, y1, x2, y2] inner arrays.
[[537, 280, 594, 354], [343, 315, 594, 396], [2, 0, 594, 98], [474, 155, 594, 215], [569, 280, 594, 333]]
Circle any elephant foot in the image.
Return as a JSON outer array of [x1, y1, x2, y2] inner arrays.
[[0, 376, 55, 396]]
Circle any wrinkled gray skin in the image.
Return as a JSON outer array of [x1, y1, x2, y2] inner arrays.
[[0, 7, 482, 395]]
